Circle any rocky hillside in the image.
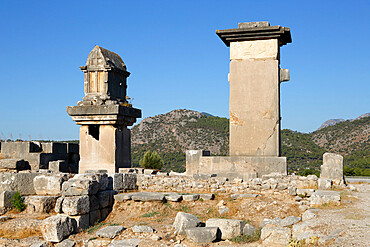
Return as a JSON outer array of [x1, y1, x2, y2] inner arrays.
[[131, 110, 370, 174]]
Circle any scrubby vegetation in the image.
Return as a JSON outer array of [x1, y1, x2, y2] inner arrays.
[[139, 151, 164, 170]]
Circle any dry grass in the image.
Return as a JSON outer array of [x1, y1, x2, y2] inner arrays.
[[0, 228, 41, 239]]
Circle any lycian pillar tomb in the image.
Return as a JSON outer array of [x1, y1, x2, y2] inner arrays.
[[217, 21, 291, 157], [186, 22, 291, 179], [67, 46, 141, 173]]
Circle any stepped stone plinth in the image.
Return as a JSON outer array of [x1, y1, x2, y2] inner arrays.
[[67, 46, 141, 173], [186, 21, 292, 179]]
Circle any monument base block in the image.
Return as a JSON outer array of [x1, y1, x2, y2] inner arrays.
[[186, 150, 287, 180]]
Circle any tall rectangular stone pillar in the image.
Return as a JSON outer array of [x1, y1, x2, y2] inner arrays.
[[229, 39, 280, 156]]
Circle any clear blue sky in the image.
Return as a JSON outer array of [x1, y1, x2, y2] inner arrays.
[[0, 0, 369, 140]]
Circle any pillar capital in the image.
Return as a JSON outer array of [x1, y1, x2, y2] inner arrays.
[[216, 21, 291, 47]]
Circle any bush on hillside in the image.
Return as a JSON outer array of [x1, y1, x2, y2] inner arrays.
[[139, 151, 164, 170]]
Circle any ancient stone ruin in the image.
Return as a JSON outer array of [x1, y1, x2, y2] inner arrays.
[[186, 21, 291, 179], [67, 46, 141, 174]]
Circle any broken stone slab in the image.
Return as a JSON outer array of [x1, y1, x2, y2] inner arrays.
[[261, 226, 291, 246], [0, 215, 10, 222], [243, 223, 255, 236], [318, 178, 332, 190], [218, 206, 230, 215], [205, 218, 244, 240], [259, 217, 282, 228], [143, 169, 157, 175], [310, 190, 340, 206], [62, 179, 99, 196], [97, 190, 115, 209], [131, 192, 165, 202], [87, 239, 112, 247], [34, 174, 69, 196], [302, 210, 317, 221], [62, 195, 90, 216], [230, 193, 258, 199], [321, 153, 344, 185], [25, 196, 58, 214], [0, 191, 16, 209], [96, 225, 125, 239], [182, 194, 199, 201], [0, 159, 28, 170], [288, 186, 297, 196], [30, 241, 50, 247], [292, 219, 319, 240], [185, 227, 219, 243], [40, 215, 74, 243], [200, 193, 214, 200], [114, 193, 134, 202], [108, 239, 141, 247], [165, 193, 182, 202], [132, 225, 154, 233], [173, 212, 201, 235], [55, 239, 76, 247], [279, 216, 301, 227], [296, 189, 315, 197]]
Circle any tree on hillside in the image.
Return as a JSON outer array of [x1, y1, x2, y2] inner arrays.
[[139, 151, 164, 170]]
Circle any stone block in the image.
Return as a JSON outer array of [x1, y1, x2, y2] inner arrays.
[[0, 173, 39, 195], [238, 21, 270, 28], [143, 169, 157, 175], [165, 193, 182, 202], [89, 195, 99, 211], [100, 207, 112, 221], [55, 197, 64, 213], [70, 214, 89, 232], [280, 68, 290, 82], [132, 225, 154, 233], [243, 223, 255, 236], [97, 190, 114, 208], [318, 178, 332, 190], [96, 225, 125, 239], [0, 191, 16, 209], [89, 209, 101, 225], [310, 190, 340, 206], [185, 227, 219, 243], [292, 219, 319, 240], [288, 186, 297, 196], [173, 212, 201, 235], [55, 239, 76, 247], [34, 174, 69, 196], [321, 153, 344, 184], [182, 194, 199, 201], [123, 173, 137, 190], [230, 193, 258, 199], [25, 196, 58, 214], [62, 179, 99, 196], [296, 189, 315, 197], [42, 143, 67, 154], [302, 210, 317, 221], [114, 193, 134, 202], [280, 216, 301, 227], [49, 160, 69, 173], [0, 159, 28, 170], [108, 239, 141, 247], [261, 226, 291, 246], [131, 192, 164, 202], [108, 173, 122, 191], [62, 196, 90, 216], [40, 215, 74, 243], [75, 173, 110, 191], [30, 241, 50, 247], [230, 39, 278, 60], [205, 218, 244, 240], [200, 193, 214, 200]]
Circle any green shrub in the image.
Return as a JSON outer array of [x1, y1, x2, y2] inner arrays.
[[11, 191, 26, 212], [139, 151, 163, 170]]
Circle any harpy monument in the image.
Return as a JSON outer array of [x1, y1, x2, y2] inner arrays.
[[186, 21, 292, 179], [67, 46, 141, 173]]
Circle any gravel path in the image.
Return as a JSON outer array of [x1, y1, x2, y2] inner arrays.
[[314, 184, 370, 246]]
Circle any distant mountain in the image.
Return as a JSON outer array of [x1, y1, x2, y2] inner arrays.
[[131, 109, 369, 174], [319, 119, 345, 129], [318, 113, 370, 129]]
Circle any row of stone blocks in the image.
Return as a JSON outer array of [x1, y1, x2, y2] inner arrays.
[[0, 141, 79, 170]]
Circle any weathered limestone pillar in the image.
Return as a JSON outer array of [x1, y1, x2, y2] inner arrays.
[[217, 21, 291, 157], [67, 46, 141, 173]]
